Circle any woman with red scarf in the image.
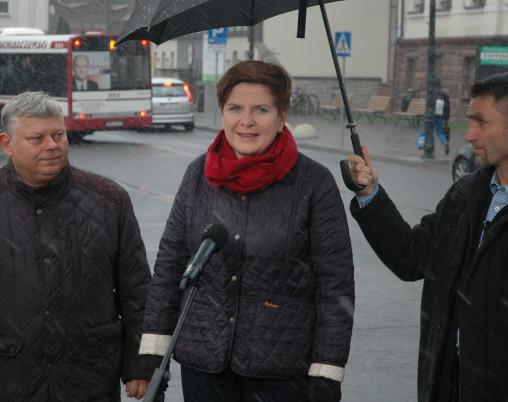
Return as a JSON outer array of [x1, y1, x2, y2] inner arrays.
[[140, 61, 354, 402]]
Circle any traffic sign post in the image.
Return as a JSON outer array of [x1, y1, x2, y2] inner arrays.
[[206, 28, 229, 128], [335, 31, 351, 142]]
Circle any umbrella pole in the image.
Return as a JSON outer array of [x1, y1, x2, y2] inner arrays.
[[318, 0, 365, 191]]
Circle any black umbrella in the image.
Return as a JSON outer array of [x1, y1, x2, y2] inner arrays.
[[119, 0, 339, 44], [119, 0, 366, 192]]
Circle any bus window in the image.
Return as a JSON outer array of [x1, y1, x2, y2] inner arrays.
[[111, 41, 150, 90], [0, 54, 67, 97]]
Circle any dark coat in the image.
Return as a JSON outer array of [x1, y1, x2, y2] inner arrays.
[[350, 167, 508, 402], [72, 79, 99, 91], [144, 153, 354, 378], [0, 161, 152, 402]]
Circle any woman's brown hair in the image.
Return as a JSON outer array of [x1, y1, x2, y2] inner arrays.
[[217, 60, 292, 113]]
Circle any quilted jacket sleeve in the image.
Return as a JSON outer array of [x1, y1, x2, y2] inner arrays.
[[309, 169, 355, 379], [141, 162, 196, 347], [349, 184, 439, 281], [115, 189, 153, 381]]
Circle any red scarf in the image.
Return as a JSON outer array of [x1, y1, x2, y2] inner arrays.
[[205, 126, 298, 193]]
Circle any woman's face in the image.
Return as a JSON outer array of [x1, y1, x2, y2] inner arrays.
[[222, 83, 286, 159]]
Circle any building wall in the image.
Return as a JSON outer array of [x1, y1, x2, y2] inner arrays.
[[0, 0, 49, 31], [263, 0, 392, 82], [404, 0, 508, 39], [395, 35, 508, 118], [397, 0, 508, 118]]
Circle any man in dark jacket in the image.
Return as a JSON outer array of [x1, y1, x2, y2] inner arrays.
[[347, 72, 508, 402], [0, 91, 152, 401]]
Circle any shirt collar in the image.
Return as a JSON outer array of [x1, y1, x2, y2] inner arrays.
[[489, 171, 508, 195]]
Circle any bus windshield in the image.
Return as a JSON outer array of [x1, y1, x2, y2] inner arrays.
[[72, 38, 150, 92]]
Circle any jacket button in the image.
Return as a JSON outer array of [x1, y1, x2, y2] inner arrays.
[[35, 208, 43, 215], [45, 310, 50, 315], [231, 275, 238, 282], [229, 316, 235, 323], [234, 234, 241, 241], [241, 195, 247, 201], [43, 258, 51, 265]]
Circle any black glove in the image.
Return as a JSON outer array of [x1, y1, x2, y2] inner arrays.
[[309, 376, 341, 402]]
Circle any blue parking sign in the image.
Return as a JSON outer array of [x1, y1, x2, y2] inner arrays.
[[208, 28, 228, 46], [335, 31, 351, 57]]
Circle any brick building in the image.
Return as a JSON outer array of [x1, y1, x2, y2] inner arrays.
[[395, 0, 508, 118]]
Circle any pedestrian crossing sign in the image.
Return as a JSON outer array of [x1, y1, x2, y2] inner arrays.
[[335, 31, 351, 57]]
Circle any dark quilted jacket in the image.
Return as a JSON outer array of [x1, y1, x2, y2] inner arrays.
[[144, 153, 354, 378], [351, 168, 508, 402], [0, 161, 152, 402]]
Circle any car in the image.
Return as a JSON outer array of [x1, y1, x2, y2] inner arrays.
[[151, 77, 194, 131], [452, 143, 478, 182]]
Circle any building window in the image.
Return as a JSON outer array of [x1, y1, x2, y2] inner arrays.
[[407, 0, 424, 13], [0, 0, 8, 14], [463, 0, 485, 9], [437, 0, 451, 11]]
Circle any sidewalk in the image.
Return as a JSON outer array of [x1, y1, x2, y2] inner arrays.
[[196, 111, 464, 167]]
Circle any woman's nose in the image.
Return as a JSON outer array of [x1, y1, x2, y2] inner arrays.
[[240, 112, 255, 126]]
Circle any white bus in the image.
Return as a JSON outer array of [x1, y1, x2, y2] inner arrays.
[[0, 32, 152, 139]]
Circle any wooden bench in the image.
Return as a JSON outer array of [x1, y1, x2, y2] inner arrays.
[[354, 96, 391, 123], [393, 98, 426, 127], [319, 96, 342, 119]]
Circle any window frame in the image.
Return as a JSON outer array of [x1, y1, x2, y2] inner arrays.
[[0, 0, 9, 15]]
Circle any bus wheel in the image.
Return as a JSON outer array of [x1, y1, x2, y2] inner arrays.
[[68, 132, 86, 144]]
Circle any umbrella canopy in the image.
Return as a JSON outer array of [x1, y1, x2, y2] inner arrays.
[[118, 0, 343, 45]]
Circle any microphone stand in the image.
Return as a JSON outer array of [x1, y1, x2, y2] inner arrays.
[[143, 261, 202, 402]]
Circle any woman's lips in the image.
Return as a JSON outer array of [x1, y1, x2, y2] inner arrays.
[[237, 132, 258, 140]]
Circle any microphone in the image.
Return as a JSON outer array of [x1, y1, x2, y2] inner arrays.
[[180, 223, 228, 289]]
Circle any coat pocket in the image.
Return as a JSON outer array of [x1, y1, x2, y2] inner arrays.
[[0, 336, 23, 357], [247, 292, 315, 376], [66, 321, 123, 364], [82, 321, 123, 345]]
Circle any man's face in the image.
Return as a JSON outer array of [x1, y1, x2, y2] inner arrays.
[[73, 56, 89, 81], [0, 116, 68, 187], [465, 95, 508, 171]]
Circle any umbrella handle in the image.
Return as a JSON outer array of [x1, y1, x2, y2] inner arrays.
[[318, 0, 366, 192]]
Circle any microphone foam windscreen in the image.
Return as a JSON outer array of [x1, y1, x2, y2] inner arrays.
[[202, 223, 228, 251]]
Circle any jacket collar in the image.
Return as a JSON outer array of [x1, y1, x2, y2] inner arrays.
[[6, 159, 72, 207]]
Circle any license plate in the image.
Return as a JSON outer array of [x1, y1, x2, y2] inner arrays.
[[105, 121, 123, 128]]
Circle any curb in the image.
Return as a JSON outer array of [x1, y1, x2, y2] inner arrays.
[[297, 142, 451, 170]]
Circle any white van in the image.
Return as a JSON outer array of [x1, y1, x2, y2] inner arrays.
[[151, 77, 194, 131]]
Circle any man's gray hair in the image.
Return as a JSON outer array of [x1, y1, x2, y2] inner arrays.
[[1, 91, 64, 136]]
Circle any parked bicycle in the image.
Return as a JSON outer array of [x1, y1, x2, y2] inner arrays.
[[290, 87, 320, 115]]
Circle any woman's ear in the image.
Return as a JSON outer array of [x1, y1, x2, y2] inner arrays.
[[279, 111, 288, 132]]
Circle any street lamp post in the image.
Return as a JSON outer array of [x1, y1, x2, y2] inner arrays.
[[422, 0, 437, 159], [248, 25, 255, 60]]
